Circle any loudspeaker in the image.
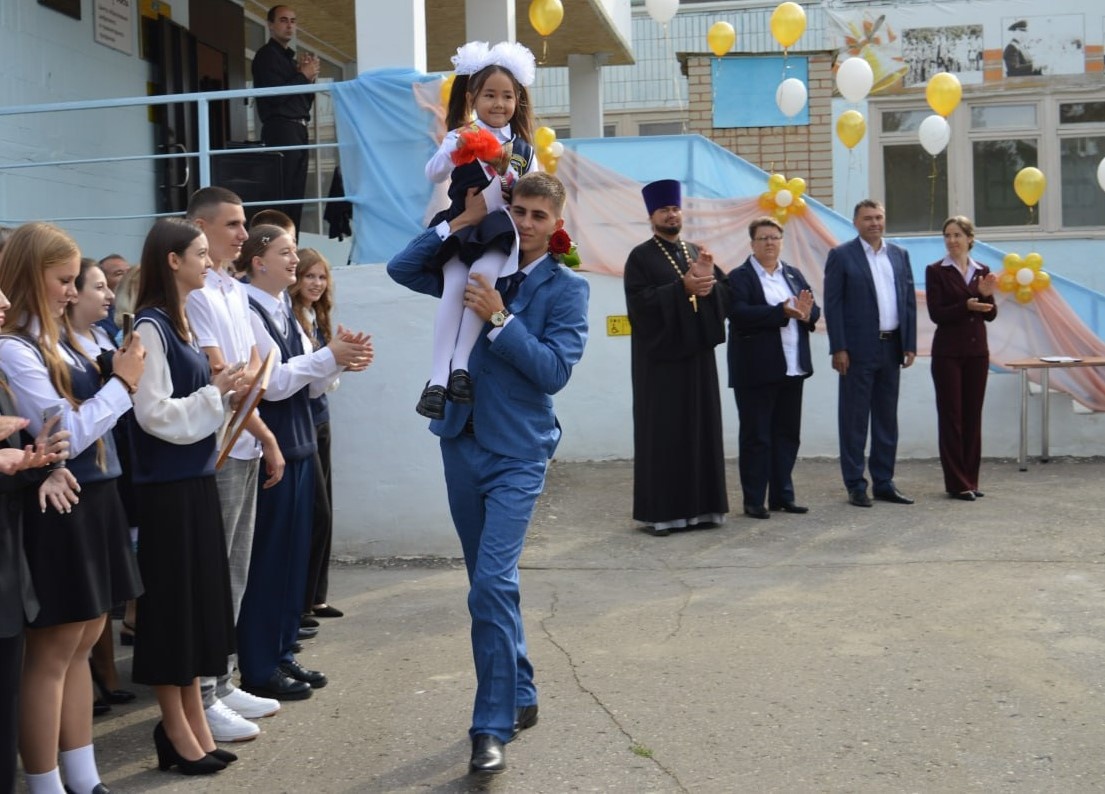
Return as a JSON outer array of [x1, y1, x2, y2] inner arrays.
[[211, 147, 284, 226]]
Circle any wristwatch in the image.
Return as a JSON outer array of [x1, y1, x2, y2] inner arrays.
[[489, 309, 510, 327]]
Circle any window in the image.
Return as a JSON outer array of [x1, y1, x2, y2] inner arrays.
[[638, 121, 685, 136], [873, 93, 1105, 234]]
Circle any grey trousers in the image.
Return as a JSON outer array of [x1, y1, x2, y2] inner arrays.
[[201, 457, 260, 706]]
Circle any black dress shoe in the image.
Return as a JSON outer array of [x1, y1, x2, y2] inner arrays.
[[770, 501, 809, 514], [297, 626, 318, 640], [65, 784, 112, 793], [93, 699, 111, 717], [242, 671, 312, 701], [640, 525, 670, 537], [848, 489, 873, 507], [279, 659, 328, 688], [874, 487, 914, 505], [972, 490, 985, 498], [300, 615, 319, 628], [950, 490, 976, 501], [469, 734, 506, 774], [312, 604, 344, 618], [415, 384, 447, 419], [743, 504, 770, 519], [447, 369, 474, 403], [512, 704, 539, 738]]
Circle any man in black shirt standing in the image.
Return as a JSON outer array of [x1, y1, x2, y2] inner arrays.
[[252, 5, 319, 231]]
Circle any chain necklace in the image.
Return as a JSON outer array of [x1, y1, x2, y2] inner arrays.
[[653, 235, 697, 312]]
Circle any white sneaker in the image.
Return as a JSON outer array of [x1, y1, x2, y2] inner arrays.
[[205, 699, 260, 742], [220, 686, 281, 719]]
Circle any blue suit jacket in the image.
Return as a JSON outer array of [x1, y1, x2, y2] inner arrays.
[[824, 237, 917, 364], [726, 257, 820, 389], [387, 229, 589, 462]]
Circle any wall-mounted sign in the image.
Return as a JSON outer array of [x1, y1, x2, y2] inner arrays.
[[95, 0, 135, 55]]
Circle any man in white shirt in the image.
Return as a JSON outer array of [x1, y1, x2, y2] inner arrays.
[[824, 199, 918, 508], [185, 187, 287, 741]]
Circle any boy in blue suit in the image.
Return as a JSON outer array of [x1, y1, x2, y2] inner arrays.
[[387, 172, 589, 775]]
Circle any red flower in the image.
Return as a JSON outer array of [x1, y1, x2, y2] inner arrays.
[[451, 126, 502, 167], [548, 229, 572, 256]]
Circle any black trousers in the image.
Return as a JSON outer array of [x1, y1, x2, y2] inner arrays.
[[0, 632, 23, 794], [304, 421, 333, 610], [734, 376, 804, 508], [261, 118, 309, 231]]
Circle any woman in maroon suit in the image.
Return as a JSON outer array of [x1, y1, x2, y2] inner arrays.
[[926, 216, 998, 501]]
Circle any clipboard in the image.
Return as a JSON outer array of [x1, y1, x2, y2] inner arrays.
[[215, 349, 275, 469]]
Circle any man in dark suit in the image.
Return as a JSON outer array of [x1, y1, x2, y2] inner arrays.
[[727, 217, 819, 518], [387, 173, 589, 776], [824, 199, 917, 507]]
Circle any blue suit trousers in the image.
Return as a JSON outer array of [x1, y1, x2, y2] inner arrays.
[[838, 338, 902, 492], [440, 433, 546, 742], [237, 456, 315, 686]]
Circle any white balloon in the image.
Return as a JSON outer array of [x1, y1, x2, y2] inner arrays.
[[836, 57, 874, 103], [775, 78, 807, 118], [549, 141, 565, 157], [774, 189, 793, 208], [645, 0, 679, 24], [1098, 157, 1105, 192], [1016, 267, 1035, 286], [918, 114, 950, 156]]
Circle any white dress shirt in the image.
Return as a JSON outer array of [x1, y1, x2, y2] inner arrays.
[[244, 284, 341, 401], [861, 238, 900, 332], [751, 256, 805, 377], [940, 255, 981, 284]]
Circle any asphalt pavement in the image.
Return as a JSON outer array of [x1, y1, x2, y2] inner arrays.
[[83, 456, 1105, 793]]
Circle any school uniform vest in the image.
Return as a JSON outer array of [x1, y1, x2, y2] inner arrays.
[[428, 136, 535, 228], [129, 309, 217, 484], [248, 297, 317, 463]]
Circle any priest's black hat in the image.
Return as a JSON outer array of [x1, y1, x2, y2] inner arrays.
[[642, 179, 682, 215]]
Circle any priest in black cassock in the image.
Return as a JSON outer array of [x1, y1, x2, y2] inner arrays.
[[624, 179, 729, 536]]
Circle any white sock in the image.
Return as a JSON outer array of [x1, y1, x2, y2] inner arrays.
[[453, 250, 510, 372], [430, 259, 468, 386], [24, 767, 65, 794], [59, 744, 101, 794]]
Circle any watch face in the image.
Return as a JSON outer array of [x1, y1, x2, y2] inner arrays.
[[491, 310, 507, 327]]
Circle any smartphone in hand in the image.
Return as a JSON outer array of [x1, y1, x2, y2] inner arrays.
[[121, 312, 135, 346]]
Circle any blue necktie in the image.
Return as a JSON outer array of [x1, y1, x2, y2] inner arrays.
[[496, 271, 527, 305]]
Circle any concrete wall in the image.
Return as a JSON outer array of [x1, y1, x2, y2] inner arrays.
[[326, 262, 1105, 558]]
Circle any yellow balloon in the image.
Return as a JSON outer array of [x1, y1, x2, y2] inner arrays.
[[535, 126, 557, 150], [1014, 167, 1046, 207], [1002, 253, 1023, 273], [1024, 252, 1043, 271], [759, 192, 775, 211], [786, 177, 806, 196], [707, 21, 736, 57], [1032, 270, 1051, 291], [767, 173, 786, 192], [440, 74, 456, 107], [544, 156, 559, 175], [774, 206, 789, 222], [528, 0, 564, 38], [1015, 286, 1034, 304], [836, 110, 866, 150], [791, 196, 807, 215], [998, 272, 1017, 292], [925, 73, 962, 118], [770, 2, 806, 49]]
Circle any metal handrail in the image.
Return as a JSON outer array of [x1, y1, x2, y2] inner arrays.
[[0, 82, 346, 226]]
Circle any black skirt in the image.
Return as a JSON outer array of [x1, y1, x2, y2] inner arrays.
[[22, 478, 142, 628], [430, 209, 517, 270], [131, 476, 235, 686]]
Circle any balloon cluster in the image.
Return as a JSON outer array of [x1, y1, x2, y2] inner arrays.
[[707, 21, 735, 57], [832, 56, 875, 150], [999, 253, 1050, 304], [758, 173, 808, 223], [917, 73, 961, 156], [535, 126, 564, 174]]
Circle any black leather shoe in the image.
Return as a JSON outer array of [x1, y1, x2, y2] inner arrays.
[[743, 504, 770, 519], [512, 704, 539, 738], [469, 734, 506, 774], [771, 501, 809, 514], [874, 487, 914, 505], [297, 626, 318, 640], [65, 784, 112, 793], [415, 384, 447, 419], [242, 671, 313, 701], [972, 490, 985, 498], [447, 369, 474, 403], [300, 615, 319, 628], [93, 699, 111, 717], [312, 604, 344, 618], [848, 489, 873, 507], [950, 490, 976, 501], [640, 525, 670, 537], [279, 659, 328, 689]]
